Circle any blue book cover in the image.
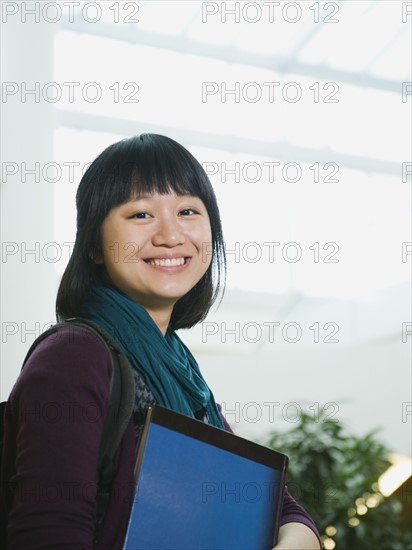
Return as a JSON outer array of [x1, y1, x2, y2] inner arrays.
[[123, 406, 288, 550]]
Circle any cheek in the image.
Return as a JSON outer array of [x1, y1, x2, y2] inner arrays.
[[197, 217, 212, 243], [196, 224, 213, 272], [100, 221, 124, 266], [101, 228, 146, 270]]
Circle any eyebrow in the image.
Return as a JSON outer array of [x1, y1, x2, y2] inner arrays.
[[127, 194, 153, 201]]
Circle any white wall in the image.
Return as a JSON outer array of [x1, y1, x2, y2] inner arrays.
[[199, 334, 411, 456], [1, 16, 58, 396]]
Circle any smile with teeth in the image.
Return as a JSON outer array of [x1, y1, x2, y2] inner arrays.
[[146, 257, 187, 267]]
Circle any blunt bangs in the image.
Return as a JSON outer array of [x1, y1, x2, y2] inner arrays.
[[77, 134, 213, 226], [129, 134, 212, 200]]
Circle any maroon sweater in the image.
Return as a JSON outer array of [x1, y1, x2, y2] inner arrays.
[[1, 328, 320, 549]]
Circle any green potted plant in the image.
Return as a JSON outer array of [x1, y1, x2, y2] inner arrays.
[[263, 409, 411, 549]]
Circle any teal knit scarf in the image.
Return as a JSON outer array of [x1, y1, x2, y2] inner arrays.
[[81, 284, 224, 429]]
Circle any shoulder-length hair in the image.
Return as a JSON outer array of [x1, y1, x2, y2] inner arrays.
[[56, 133, 226, 330]]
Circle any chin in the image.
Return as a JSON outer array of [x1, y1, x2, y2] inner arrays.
[[155, 286, 194, 300]]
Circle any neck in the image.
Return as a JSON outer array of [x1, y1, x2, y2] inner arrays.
[[143, 306, 173, 336]]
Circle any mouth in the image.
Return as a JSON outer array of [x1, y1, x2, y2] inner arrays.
[[145, 257, 189, 267]]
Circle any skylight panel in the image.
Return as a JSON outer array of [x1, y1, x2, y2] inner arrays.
[[233, 6, 313, 57], [369, 28, 412, 81], [297, 0, 406, 75], [186, 4, 240, 46], [137, 0, 200, 36]]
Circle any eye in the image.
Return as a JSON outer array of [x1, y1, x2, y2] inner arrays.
[[179, 208, 197, 216], [129, 211, 150, 219]]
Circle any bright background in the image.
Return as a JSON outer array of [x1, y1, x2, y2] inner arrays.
[[1, 1, 411, 456]]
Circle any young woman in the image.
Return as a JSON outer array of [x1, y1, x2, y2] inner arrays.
[[1, 134, 321, 549]]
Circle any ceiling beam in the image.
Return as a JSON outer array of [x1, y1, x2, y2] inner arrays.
[[58, 18, 401, 95], [56, 109, 401, 177]]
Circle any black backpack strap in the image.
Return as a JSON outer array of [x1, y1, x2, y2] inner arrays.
[[23, 318, 136, 547]]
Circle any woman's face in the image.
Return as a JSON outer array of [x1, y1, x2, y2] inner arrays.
[[96, 192, 213, 314]]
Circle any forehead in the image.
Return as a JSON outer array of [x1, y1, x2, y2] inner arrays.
[[128, 191, 201, 200]]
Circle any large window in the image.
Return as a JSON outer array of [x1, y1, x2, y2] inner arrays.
[[53, 1, 410, 301]]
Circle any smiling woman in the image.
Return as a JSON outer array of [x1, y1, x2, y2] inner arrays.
[[0, 134, 320, 549], [95, 193, 213, 334]]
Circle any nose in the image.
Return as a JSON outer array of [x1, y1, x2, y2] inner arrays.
[[151, 214, 186, 248]]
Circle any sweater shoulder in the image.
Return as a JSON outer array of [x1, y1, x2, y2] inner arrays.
[[10, 326, 113, 405], [25, 324, 112, 367]]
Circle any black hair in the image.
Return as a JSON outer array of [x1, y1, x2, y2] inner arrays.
[[56, 133, 226, 330]]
